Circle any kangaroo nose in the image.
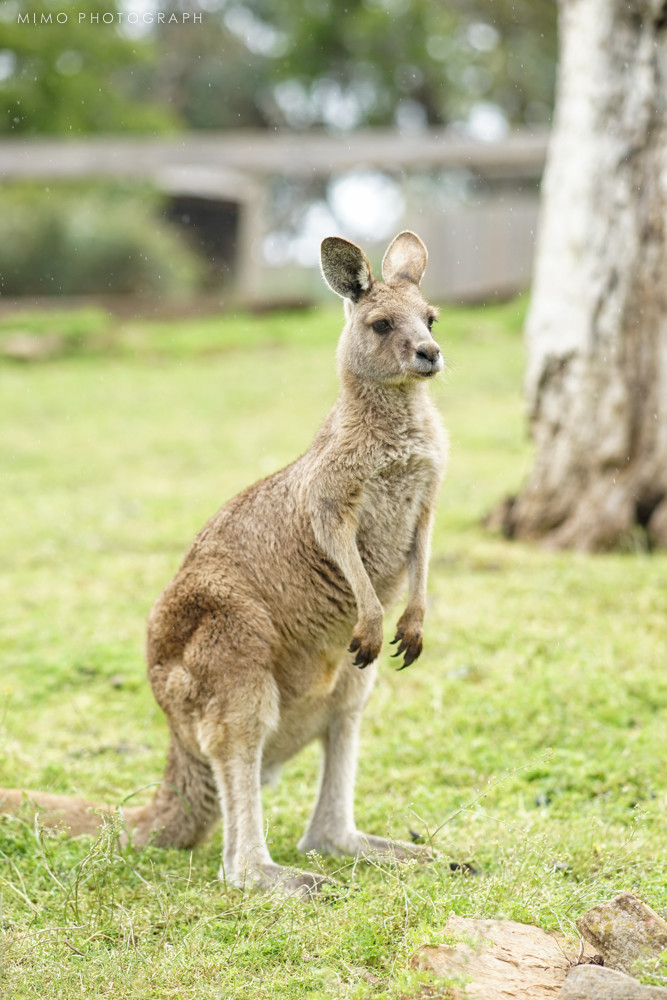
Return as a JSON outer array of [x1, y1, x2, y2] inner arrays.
[[415, 344, 441, 363]]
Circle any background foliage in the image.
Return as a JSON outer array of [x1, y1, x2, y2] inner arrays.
[[0, 0, 177, 134], [1, 0, 557, 134], [0, 0, 557, 295], [0, 183, 205, 296]]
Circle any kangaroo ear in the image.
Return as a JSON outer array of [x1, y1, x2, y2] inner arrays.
[[320, 237, 373, 302], [381, 231, 428, 286]]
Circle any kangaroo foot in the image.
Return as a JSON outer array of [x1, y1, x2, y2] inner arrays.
[[351, 832, 433, 862], [299, 829, 433, 862], [220, 862, 332, 898]]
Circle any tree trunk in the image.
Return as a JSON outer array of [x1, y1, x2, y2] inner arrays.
[[503, 0, 667, 551]]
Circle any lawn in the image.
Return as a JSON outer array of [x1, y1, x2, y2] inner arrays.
[[1, 299, 666, 998]]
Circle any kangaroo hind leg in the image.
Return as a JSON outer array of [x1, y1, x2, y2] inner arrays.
[[298, 668, 428, 863], [195, 645, 329, 897]]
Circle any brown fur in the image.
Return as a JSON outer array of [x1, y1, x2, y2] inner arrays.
[[0, 232, 447, 895]]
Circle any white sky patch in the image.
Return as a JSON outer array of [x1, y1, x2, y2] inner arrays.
[[310, 78, 367, 131], [264, 201, 339, 268], [467, 22, 500, 53], [328, 171, 405, 243], [272, 80, 314, 129], [272, 78, 375, 131], [224, 5, 287, 57], [118, 0, 159, 38], [0, 50, 16, 81], [465, 102, 509, 142]]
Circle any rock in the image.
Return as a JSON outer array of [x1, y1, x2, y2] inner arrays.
[[413, 915, 587, 999], [576, 892, 667, 975], [559, 964, 667, 999]]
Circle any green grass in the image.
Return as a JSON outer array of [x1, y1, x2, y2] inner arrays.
[[1, 299, 667, 998]]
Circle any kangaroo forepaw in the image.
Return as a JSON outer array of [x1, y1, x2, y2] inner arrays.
[[390, 625, 423, 669], [348, 630, 381, 668]]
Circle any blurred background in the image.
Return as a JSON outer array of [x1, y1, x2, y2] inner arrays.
[[0, 0, 556, 312]]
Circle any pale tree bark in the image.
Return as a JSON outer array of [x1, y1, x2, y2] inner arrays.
[[502, 0, 667, 550]]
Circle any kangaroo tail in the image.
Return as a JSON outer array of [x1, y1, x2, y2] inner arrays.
[[0, 787, 137, 836], [0, 735, 220, 847]]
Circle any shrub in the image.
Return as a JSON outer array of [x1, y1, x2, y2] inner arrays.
[[0, 183, 205, 297]]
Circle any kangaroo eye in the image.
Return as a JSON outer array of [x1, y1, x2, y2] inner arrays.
[[427, 315, 437, 331], [371, 319, 391, 334]]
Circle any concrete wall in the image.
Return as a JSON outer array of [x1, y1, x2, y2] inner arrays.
[[0, 130, 547, 305]]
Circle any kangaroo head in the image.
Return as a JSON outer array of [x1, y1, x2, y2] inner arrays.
[[321, 231, 443, 388]]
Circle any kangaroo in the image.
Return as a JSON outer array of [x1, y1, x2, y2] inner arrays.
[[0, 231, 447, 895]]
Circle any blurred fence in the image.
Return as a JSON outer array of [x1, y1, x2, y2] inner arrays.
[[0, 129, 548, 306]]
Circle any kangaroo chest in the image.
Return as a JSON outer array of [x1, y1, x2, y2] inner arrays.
[[356, 450, 438, 585]]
